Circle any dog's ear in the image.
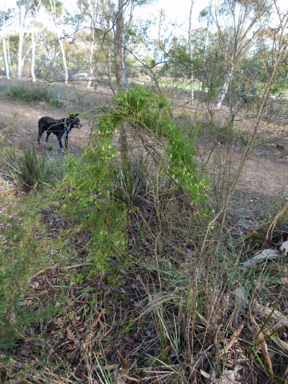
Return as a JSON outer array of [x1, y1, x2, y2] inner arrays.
[[75, 113, 79, 117]]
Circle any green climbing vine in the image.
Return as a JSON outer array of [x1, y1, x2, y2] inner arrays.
[[96, 84, 208, 203]]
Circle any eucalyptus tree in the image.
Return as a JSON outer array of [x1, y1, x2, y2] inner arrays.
[[213, 0, 273, 108], [198, 0, 212, 92], [201, 4, 288, 250], [43, 0, 69, 84], [74, 0, 154, 164], [188, 0, 195, 102], [75, 0, 100, 87], [17, 0, 31, 80], [1, 5, 15, 81], [29, 0, 41, 82]]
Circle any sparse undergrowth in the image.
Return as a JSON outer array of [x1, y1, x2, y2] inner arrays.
[[1, 86, 288, 384], [6, 84, 50, 103]]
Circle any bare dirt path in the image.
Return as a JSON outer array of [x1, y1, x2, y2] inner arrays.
[[0, 99, 91, 155], [0, 97, 287, 199]]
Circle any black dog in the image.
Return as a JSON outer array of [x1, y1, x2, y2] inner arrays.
[[38, 114, 82, 152]]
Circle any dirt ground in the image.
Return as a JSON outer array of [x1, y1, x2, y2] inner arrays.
[[0, 90, 287, 202], [0, 99, 91, 155]]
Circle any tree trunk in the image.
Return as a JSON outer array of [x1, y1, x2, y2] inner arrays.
[[199, 0, 212, 92], [17, 4, 23, 80], [3, 36, 9, 80], [59, 38, 68, 85], [188, 0, 194, 103], [87, 37, 95, 87], [216, 67, 234, 108], [7, 37, 12, 74], [114, 0, 124, 92], [114, 0, 127, 166], [31, 19, 36, 82], [2, 3, 9, 81]]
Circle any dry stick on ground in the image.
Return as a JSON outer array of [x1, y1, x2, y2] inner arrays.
[[200, 23, 288, 254]]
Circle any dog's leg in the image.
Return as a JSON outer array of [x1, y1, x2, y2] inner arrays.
[[57, 135, 65, 153], [64, 134, 69, 149], [38, 123, 45, 144], [46, 132, 51, 143]]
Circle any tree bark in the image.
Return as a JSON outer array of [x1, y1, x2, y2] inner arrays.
[[17, 3, 24, 80], [199, 0, 212, 92], [31, 19, 36, 82], [2, 2, 9, 81], [87, 39, 95, 87], [114, 0, 124, 92], [216, 67, 234, 108], [188, 0, 195, 103], [58, 38, 68, 85], [114, 0, 128, 166], [3, 36, 9, 78]]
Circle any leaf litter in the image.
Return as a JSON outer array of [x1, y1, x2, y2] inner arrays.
[[1, 199, 288, 382]]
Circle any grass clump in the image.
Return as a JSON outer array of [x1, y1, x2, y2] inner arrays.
[[7, 84, 50, 102], [114, 153, 150, 207], [0, 145, 45, 190], [50, 98, 63, 108]]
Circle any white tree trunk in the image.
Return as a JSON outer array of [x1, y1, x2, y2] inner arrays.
[[7, 37, 12, 74], [17, 3, 28, 81], [17, 4, 23, 80], [87, 38, 95, 87], [2, 1, 9, 80], [216, 67, 234, 108], [188, 0, 195, 103], [31, 20, 36, 82], [59, 38, 68, 85], [3, 36, 9, 80]]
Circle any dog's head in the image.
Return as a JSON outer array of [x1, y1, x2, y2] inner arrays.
[[68, 113, 82, 129]]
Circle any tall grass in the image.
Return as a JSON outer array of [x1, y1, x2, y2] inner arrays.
[[0, 145, 45, 190]]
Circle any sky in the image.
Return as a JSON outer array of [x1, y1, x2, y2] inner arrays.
[[136, 0, 211, 37], [1, 0, 288, 38], [138, 0, 288, 39]]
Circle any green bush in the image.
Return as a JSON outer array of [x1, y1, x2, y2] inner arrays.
[[55, 142, 127, 270], [0, 145, 45, 190], [96, 84, 208, 204], [7, 84, 50, 102]]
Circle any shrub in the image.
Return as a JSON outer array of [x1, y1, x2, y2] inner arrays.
[[55, 142, 127, 269], [96, 84, 208, 204], [7, 84, 50, 102]]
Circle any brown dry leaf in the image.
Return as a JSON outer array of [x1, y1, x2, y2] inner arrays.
[[220, 322, 246, 355], [253, 302, 288, 327], [66, 327, 76, 344], [251, 314, 273, 374]]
